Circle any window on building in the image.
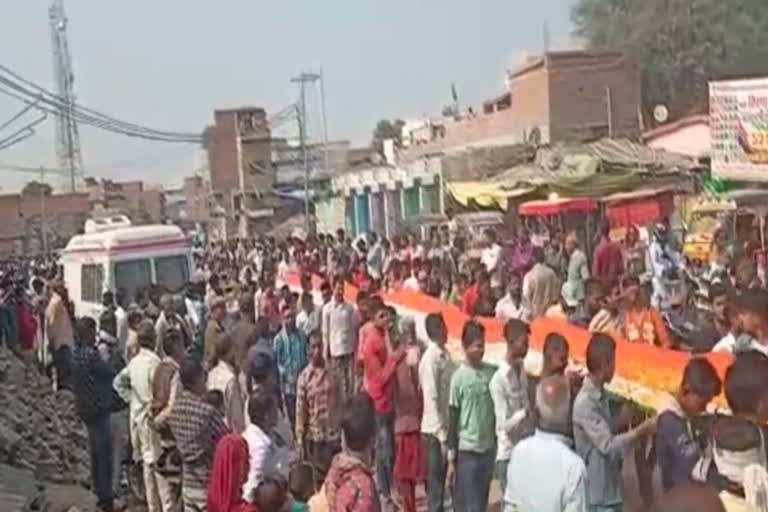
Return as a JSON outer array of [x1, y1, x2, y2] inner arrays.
[[355, 193, 370, 235], [155, 255, 190, 293], [81, 264, 104, 303], [345, 196, 356, 234], [404, 186, 420, 219], [423, 183, 440, 214]]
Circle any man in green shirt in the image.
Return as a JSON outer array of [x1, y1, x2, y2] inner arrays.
[[566, 231, 590, 304], [447, 320, 497, 512]]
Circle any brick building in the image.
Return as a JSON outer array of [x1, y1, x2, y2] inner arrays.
[[86, 178, 167, 224], [182, 175, 211, 223], [206, 107, 274, 237], [0, 192, 89, 257], [401, 50, 642, 160]]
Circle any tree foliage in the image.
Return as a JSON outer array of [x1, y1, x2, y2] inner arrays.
[[21, 181, 52, 197], [572, 0, 768, 120], [372, 119, 405, 153]]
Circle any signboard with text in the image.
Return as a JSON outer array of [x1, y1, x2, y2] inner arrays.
[[710, 78, 768, 181]]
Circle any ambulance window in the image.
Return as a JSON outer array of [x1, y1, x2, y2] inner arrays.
[[155, 255, 189, 293], [114, 259, 152, 304], [81, 264, 104, 303]]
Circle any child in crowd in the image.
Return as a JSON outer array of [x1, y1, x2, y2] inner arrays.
[[542, 333, 570, 378], [541, 333, 584, 394], [655, 357, 722, 491], [288, 462, 315, 512], [254, 475, 289, 512], [205, 389, 225, 414]]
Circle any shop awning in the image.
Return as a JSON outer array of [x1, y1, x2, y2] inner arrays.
[[601, 187, 669, 203], [518, 197, 597, 216], [447, 182, 534, 210], [605, 193, 674, 228]]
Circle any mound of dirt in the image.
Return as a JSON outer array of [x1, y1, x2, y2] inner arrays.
[[0, 347, 90, 485]]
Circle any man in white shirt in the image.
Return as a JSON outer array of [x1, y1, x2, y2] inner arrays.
[[418, 312, 456, 512], [523, 247, 561, 319], [114, 289, 129, 351], [321, 279, 358, 404], [253, 280, 264, 322], [367, 232, 384, 281], [504, 375, 588, 512], [482, 228, 503, 294], [296, 292, 321, 337], [207, 335, 246, 433], [242, 389, 278, 501], [403, 260, 423, 292], [490, 319, 530, 496], [113, 320, 172, 512], [496, 277, 525, 322]]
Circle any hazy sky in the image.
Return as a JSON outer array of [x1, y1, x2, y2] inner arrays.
[[0, 0, 575, 192]]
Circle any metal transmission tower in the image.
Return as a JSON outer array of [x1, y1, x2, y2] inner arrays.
[[49, 0, 83, 192]]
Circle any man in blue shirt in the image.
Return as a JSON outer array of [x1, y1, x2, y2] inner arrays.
[[274, 303, 308, 432], [573, 333, 656, 511]]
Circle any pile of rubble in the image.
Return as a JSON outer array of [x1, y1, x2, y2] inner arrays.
[[0, 347, 90, 485]]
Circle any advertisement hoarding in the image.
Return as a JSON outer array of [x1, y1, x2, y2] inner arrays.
[[710, 78, 768, 181]]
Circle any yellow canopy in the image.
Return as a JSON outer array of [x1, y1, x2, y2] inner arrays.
[[447, 181, 534, 210]]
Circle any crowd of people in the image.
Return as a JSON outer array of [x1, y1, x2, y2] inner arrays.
[[5, 221, 768, 512]]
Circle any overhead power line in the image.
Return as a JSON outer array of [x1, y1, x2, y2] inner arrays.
[[0, 63, 204, 143], [0, 131, 35, 152], [0, 62, 202, 139], [0, 81, 201, 144], [0, 98, 42, 133], [0, 163, 71, 174], [0, 113, 47, 151]]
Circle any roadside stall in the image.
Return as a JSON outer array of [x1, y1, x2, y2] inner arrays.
[[602, 189, 677, 249], [518, 196, 599, 255], [603, 189, 675, 231]]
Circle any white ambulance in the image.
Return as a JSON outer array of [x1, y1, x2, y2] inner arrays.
[[61, 222, 193, 319]]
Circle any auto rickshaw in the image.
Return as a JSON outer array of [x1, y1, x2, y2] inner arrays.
[[683, 190, 768, 267], [682, 197, 736, 265]]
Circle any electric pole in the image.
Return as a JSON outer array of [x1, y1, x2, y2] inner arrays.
[[319, 69, 330, 178], [50, 0, 84, 191], [40, 167, 49, 257], [290, 72, 321, 233]]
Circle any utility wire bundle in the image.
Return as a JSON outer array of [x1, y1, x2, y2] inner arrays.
[[0, 63, 203, 144]]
